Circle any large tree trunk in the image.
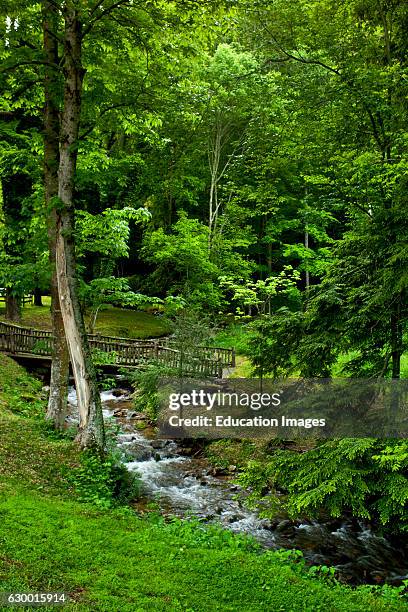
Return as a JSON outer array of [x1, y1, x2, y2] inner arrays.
[[43, 1, 70, 429], [0, 182, 20, 322], [47, 283, 70, 428], [5, 289, 21, 322], [57, 3, 104, 450]]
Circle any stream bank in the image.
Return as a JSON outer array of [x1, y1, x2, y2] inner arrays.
[[67, 387, 408, 587]]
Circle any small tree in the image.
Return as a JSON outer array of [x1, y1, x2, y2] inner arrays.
[[170, 308, 215, 379], [220, 266, 301, 318], [75, 206, 151, 332]]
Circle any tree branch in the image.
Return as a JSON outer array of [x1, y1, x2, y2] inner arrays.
[[16, 39, 38, 51], [11, 79, 42, 102], [264, 28, 385, 152], [89, 0, 106, 17], [43, 0, 62, 12], [82, 0, 132, 38], [262, 25, 341, 74], [0, 60, 61, 74], [43, 24, 64, 46], [79, 96, 146, 140]]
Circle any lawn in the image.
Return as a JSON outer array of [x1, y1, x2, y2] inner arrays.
[[0, 355, 406, 611], [2, 491, 404, 612], [0, 300, 170, 339]]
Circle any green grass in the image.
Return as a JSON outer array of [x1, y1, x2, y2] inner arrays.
[[229, 355, 254, 377], [205, 439, 268, 470], [212, 323, 250, 355], [1, 491, 405, 612], [0, 301, 169, 339], [212, 323, 255, 377], [400, 354, 408, 378], [332, 351, 408, 378], [213, 324, 408, 380], [93, 308, 169, 339], [0, 354, 79, 496], [0, 355, 406, 611]]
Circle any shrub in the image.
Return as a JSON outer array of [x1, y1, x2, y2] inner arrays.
[[129, 363, 175, 420], [69, 450, 140, 509]]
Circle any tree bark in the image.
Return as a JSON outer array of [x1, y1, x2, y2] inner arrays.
[[208, 118, 234, 250], [208, 121, 221, 249], [1, 180, 21, 323], [33, 287, 43, 307], [43, 1, 70, 429], [5, 289, 21, 322], [57, 3, 104, 450], [267, 242, 272, 274]]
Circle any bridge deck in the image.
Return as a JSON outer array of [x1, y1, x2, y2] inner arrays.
[[0, 321, 235, 378]]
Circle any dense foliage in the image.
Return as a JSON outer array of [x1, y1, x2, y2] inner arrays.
[[238, 439, 408, 532]]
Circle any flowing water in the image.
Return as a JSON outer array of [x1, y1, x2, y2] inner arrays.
[[67, 387, 408, 586]]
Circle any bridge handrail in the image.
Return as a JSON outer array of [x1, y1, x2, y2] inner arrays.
[[0, 320, 234, 374], [160, 337, 235, 366]]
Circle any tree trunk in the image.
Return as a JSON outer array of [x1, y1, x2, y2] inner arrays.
[[43, 1, 70, 429], [57, 4, 104, 450], [1, 179, 20, 322], [5, 289, 21, 322], [391, 301, 402, 379], [267, 242, 272, 274], [208, 128, 220, 249], [47, 292, 70, 428], [33, 287, 43, 307], [304, 229, 310, 291]]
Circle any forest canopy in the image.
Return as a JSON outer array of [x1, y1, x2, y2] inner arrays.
[[1, 0, 407, 379]]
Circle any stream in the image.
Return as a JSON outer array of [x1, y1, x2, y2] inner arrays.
[[67, 387, 408, 586]]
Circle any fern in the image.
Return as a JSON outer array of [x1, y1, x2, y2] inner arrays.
[[238, 439, 408, 531]]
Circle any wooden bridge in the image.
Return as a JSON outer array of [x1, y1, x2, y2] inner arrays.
[[0, 321, 235, 378]]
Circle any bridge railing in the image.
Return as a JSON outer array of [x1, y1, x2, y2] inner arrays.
[[86, 339, 224, 377], [0, 321, 53, 355], [0, 321, 229, 378], [87, 333, 235, 367], [160, 338, 235, 368]]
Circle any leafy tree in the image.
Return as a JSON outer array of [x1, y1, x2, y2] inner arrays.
[[220, 266, 301, 318], [237, 0, 408, 378], [75, 206, 151, 331], [142, 214, 223, 310]]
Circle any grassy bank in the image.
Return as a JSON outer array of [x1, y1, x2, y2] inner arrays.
[[2, 491, 404, 612], [0, 355, 406, 611], [0, 301, 169, 339], [0, 354, 79, 496]]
